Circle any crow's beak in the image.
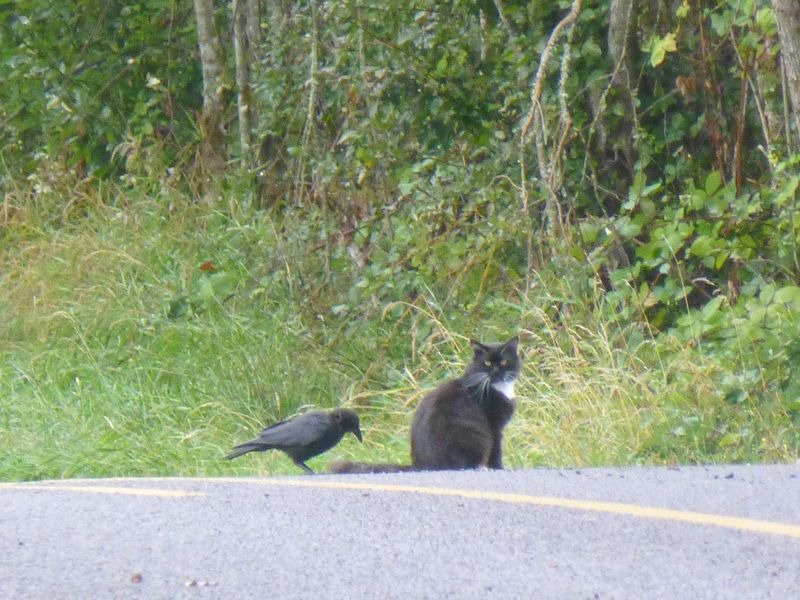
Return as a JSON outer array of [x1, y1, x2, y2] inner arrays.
[[354, 427, 363, 443]]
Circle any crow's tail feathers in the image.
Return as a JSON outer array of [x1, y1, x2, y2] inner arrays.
[[224, 443, 263, 460], [327, 460, 416, 474]]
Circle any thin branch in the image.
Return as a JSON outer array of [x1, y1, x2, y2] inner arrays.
[[491, 0, 515, 37], [579, 0, 636, 203], [293, 0, 320, 205], [518, 0, 582, 288], [729, 30, 772, 173]]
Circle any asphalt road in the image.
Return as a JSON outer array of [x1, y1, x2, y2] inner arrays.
[[1, 464, 798, 599]]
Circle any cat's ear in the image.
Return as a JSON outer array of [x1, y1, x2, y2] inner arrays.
[[503, 336, 519, 353], [470, 339, 488, 354]]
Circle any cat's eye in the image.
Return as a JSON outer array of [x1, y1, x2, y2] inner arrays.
[[484, 360, 492, 368], [500, 359, 508, 367]]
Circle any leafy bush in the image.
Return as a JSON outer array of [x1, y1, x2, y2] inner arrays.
[[0, 0, 201, 179]]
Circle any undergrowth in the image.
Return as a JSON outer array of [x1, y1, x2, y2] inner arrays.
[[0, 184, 797, 481]]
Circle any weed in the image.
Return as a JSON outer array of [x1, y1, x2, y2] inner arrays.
[[0, 186, 797, 480]]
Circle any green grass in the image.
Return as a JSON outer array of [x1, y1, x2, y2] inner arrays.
[[1, 186, 797, 481]]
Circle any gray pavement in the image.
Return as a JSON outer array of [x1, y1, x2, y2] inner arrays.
[[1, 464, 799, 599]]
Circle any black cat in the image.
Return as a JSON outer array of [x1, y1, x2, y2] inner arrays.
[[411, 336, 519, 469], [329, 335, 520, 473]]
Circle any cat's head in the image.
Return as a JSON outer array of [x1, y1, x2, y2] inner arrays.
[[463, 336, 521, 385]]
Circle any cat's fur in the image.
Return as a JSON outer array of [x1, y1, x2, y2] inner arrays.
[[328, 336, 520, 473]]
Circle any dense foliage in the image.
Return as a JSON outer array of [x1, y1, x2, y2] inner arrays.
[[1, 0, 200, 178], [1, 0, 798, 477]]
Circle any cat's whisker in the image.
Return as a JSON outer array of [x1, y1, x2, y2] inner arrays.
[[463, 371, 489, 391], [464, 372, 494, 401]]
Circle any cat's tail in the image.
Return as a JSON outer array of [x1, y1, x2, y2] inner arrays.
[[327, 460, 416, 474]]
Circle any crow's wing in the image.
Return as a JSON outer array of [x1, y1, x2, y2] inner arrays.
[[255, 411, 331, 447]]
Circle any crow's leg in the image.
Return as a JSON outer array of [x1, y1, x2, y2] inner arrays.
[[295, 460, 315, 474]]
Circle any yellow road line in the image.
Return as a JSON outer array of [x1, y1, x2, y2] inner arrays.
[[3, 477, 799, 540], [249, 478, 800, 540], [0, 483, 205, 498]]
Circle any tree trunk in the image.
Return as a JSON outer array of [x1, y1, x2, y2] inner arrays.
[[605, 0, 638, 176], [293, 0, 320, 205], [608, 0, 635, 86], [772, 0, 800, 133], [193, 0, 227, 186], [232, 0, 260, 162]]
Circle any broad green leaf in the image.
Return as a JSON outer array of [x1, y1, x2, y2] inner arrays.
[[773, 175, 799, 207], [642, 181, 663, 197], [673, 285, 691, 301], [355, 147, 375, 169], [398, 181, 416, 195], [581, 39, 602, 58], [616, 218, 641, 238], [196, 276, 215, 303], [649, 33, 677, 67], [640, 198, 656, 220], [710, 11, 733, 36], [624, 171, 648, 210], [748, 304, 766, 323], [650, 45, 666, 68], [569, 245, 586, 261], [208, 272, 238, 298], [434, 55, 448, 76], [704, 171, 722, 196], [759, 284, 776, 304], [690, 189, 707, 210], [701, 295, 725, 319], [641, 289, 658, 308], [689, 236, 714, 258], [579, 220, 603, 243], [756, 7, 777, 35], [773, 286, 800, 306]]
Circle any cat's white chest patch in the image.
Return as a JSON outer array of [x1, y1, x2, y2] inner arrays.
[[491, 380, 516, 399]]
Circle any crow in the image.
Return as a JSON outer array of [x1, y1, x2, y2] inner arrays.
[[225, 408, 362, 474]]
